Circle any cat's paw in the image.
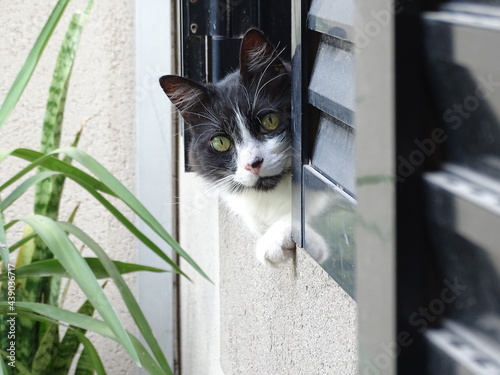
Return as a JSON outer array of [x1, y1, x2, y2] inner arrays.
[[255, 219, 296, 267]]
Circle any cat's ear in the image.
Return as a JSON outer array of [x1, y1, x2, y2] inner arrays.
[[159, 75, 208, 122], [240, 29, 285, 78]]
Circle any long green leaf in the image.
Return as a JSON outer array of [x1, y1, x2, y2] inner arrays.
[[0, 171, 60, 212], [0, 149, 185, 277], [8, 231, 37, 254], [0, 169, 57, 346], [20, 216, 140, 365], [60, 221, 173, 373], [0, 257, 167, 281], [3, 220, 18, 232], [2, 147, 208, 280], [0, 211, 9, 268], [0, 303, 166, 374], [66, 175, 186, 277], [52, 147, 210, 281], [0, 0, 71, 129], [0, 302, 111, 340], [0, 148, 114, 196]]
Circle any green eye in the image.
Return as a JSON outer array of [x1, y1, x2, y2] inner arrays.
[[210, 135, 231, 152], [261, 113, 280, 131]]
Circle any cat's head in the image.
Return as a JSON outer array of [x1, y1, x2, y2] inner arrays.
[[159, 29, 291, 193]]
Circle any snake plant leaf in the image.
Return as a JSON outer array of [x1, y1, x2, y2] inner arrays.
[[52, 299, 95, 375], [13, 227, 37, 264], [0, 303, 168, 374], [0, 0, 71, 130], [33, 0, 94, 327], [0, 350, 30, 375], [0, 258, 167, 281], [36, 0, 94, 220], [59, 221, 172, 373], [74, 347, 94, 375], [20, 216, 140, 366], [31, 323, 59, 375]]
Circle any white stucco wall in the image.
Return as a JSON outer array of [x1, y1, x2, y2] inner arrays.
[[1, 1, 137, 372], [178, 172, 224, 375], [219, 209, 357, 375]]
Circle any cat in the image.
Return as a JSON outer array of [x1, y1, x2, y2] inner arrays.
[[159, 29, 295, 267]]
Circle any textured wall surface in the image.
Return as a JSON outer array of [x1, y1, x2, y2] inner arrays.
[[1, 0, 137, 372], [219, 208, 357, 375], [178, 172, 225, 375], [178, 174, 357, 375]]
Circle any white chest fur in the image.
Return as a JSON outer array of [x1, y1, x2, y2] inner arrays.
[[221, 174, 292, 236]]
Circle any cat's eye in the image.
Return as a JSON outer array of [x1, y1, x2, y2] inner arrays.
[[210, 135, 231, 152], [260, 113, 280, 131]]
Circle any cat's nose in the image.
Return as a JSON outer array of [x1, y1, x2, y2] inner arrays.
[[245, 157, 264, 176]]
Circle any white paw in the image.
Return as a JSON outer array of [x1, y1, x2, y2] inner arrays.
[[255, 219, 296, 267]]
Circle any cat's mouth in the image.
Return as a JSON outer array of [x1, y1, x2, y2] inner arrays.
[[234, 168, 291, 192], [254, 177, 283, 191]]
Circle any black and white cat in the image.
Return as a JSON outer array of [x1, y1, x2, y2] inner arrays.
[[159, 29, 295, 267]]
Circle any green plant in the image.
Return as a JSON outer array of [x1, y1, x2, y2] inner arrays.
[[0, 1, 208, 374]]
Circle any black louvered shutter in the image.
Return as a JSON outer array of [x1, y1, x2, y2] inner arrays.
[[422, 2, 500, 373], [292, 0, 356, 298]]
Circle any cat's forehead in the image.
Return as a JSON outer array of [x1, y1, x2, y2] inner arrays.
[[200, 83, 249, 120], [189, 68, 290, 136], [209, 76, 277, 115]]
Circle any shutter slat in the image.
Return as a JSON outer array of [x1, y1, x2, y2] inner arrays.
[[424, 10, 500, 180], [308, 0, 354, 41], [312, 113, 355, 195], [308, 34, 355, 126], [425, 167, 500, 261], [427, 322, 500, 374]]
